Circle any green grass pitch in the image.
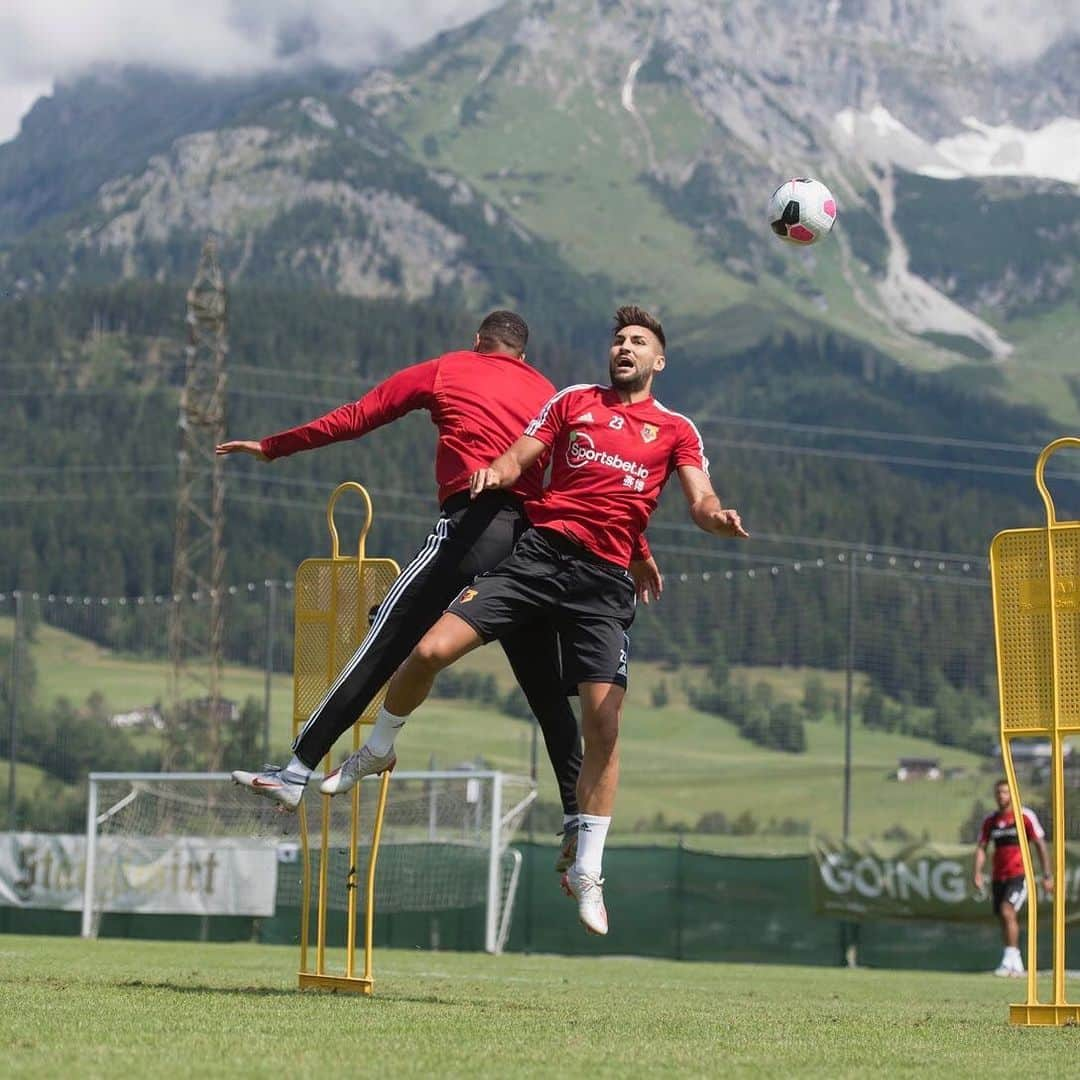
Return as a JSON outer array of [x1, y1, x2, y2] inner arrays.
[[2, 936, 1077, 1078]]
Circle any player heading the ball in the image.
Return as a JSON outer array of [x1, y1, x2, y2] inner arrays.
[[323, 305, 748, 936]]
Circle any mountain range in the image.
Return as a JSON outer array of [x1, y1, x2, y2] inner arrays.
[[0, 0, 1076, 429]]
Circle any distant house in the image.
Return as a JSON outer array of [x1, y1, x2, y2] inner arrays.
[[993, 741, 1072, 763], [190, 696, 240, 723], [109, 706, 165, 731], [896, 757, 942, 782]]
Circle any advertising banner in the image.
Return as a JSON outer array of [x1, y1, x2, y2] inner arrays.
[[812, 837, 1080, 921], [0, 833, 278, 916]]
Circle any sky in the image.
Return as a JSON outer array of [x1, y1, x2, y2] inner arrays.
[[0, 0, 1076, 144]]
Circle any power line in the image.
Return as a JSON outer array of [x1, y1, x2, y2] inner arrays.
[[694, 415, 1050, 456], [11, 386, 1076, 481], [706, 436, 1080, 482], [0, 463, 174, 476], [645, 519, 988, 563], [2, 387, 175, 399], [1, 360, 383, 386], [0, 492, 175, 505], [649, 542, 987, 580], [230, 364, 385, 386], [223, 491, 437, 527], [231, 472, 437, 502], [0, 468, 1010, 566]]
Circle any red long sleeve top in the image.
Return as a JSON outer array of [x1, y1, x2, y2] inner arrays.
[[259, 349, 652, 562], [260, 350, 553, 505]]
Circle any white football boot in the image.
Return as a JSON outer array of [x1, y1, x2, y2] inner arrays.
[[561, 864, 608, 936], [319, 745, 397, 796], [231, 765, 307, 811]]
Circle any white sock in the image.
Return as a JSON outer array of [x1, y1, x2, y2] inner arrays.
[[563, 813, 579, 832], [364, 704, 407, 757], [574, 814, 611, 877], [284, 755, 311, 783], [1005, 946, 1022, 965]]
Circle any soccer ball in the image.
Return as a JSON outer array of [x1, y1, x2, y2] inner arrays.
[[768, 178, 837, 245]]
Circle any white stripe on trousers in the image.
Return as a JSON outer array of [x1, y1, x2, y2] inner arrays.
[[1011, 880, 1028, 913], [292, 515, 451, 748]]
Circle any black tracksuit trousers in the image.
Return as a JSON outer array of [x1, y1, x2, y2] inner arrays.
[[291, 490, 581, 814]]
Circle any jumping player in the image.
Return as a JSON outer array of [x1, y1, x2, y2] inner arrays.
[[321, 305, 748, 935], [219, 310, 660, 872], [973, 779, 1052, 977]]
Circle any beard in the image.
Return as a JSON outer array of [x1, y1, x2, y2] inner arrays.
[[610, 364, 650, 393]]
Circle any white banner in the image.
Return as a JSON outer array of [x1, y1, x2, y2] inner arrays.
[[0, 833, 278, 916], [0, 833, 85, 910]]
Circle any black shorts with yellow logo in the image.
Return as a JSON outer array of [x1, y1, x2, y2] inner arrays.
[[448, 526, 635, 692]]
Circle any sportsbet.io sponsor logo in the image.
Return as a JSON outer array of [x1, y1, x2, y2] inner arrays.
[[567, 429, 649, 478]]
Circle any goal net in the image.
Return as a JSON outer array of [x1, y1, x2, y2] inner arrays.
[[83, 770, 535, 953]]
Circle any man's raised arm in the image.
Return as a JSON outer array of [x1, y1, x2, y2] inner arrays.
[[677, 465, 749, 538], [470, 435, 548, 498], [216, 359, 438, 462]]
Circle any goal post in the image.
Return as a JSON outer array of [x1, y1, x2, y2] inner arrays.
[[81, 769, 535, 953]]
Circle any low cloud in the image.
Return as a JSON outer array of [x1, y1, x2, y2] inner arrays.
[[0, 1, 1076, 143], [948, 0, 1080, 64], [0, 0, 501, 142]]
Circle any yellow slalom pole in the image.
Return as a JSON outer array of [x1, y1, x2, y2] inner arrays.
[[1001, 735, 1039, 1004], [293, 482, 399, 995], [1035, 440, 1080, 1006], [364, 769, 393, 983], [345, 751, 361, 979], [991, 438, 1080, 1024], [316, 755, 331, 976], [1053, 729, 1066, 1004], [298, 803, 311, 976]]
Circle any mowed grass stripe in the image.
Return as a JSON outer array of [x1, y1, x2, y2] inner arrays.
[[1, 936, 1076, 1079]]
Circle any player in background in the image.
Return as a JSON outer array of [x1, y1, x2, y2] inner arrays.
[[321, 305, 747, 936], [218, 310, 660, 873], [973, 779, 1053, 977]]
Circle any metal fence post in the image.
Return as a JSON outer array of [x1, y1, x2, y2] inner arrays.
[[80, 776, 99, 938], [484, 772, 504, 953], [842, 551, 859, 967], [843, 551, 857, 840], [262, 579, 277, 762], [7, 590, 22, 831], [676, 831, 685, 961]]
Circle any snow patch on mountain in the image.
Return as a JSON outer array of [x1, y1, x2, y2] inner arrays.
[[834, 107, 1080, 185]]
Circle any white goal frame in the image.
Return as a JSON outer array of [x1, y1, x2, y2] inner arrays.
[[82, 770, 535, 954]]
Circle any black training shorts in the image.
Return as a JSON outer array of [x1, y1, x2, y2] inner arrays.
[[447, 526, 635, 692], [992, 875, 1027, 915]]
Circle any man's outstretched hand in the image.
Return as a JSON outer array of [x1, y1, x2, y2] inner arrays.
[[216, 440, 269, 462], [704, 507, 749, 538]]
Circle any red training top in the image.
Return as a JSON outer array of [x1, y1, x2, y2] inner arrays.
[[978, 807, 1044, 881], [524, 384, 708, 566], [260, 351, 555, 506]]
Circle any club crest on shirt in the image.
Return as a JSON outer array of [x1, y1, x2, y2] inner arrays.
[[458, 587, 478, 604], [641, 423, 659, 443]]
